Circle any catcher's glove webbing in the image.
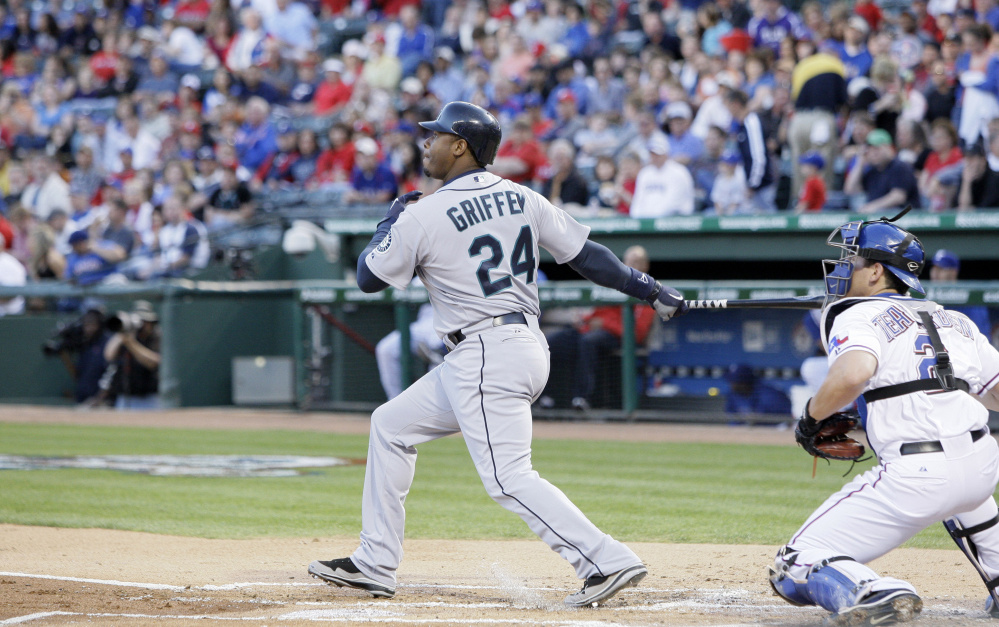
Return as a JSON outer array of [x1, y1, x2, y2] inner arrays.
[[795, 401, 868, 476]]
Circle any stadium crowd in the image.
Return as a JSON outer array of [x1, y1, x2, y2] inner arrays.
[[1, 0, 999, 314]]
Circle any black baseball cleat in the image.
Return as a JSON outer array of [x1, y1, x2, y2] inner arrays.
[[825, 589, 922, 626], [564, 564, 647, 607], [308, 558, 395, 598]]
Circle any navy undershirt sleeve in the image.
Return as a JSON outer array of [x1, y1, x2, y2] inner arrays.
[[356, 220, 391, 293]]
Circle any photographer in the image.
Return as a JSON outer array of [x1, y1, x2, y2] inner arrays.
[[103, 301, 161, 410], [42, 307, 110, 405]]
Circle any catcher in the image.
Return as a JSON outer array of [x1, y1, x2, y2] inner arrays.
[[770, 210, 999, 625]]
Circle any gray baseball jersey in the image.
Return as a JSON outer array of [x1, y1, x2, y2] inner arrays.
[[364, 170, 590, 337]]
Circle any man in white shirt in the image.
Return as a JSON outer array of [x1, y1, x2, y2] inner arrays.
[[629, 137, 696, 217], [0, 232, 26, 317]]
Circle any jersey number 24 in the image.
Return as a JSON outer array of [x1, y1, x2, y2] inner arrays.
[[468, 226, 536, 297]]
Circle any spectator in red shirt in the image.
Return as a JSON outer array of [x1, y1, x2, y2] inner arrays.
[[315, 123, 355, 184], [491, 117, 547, 186], [920, 118, 963, 210], [795, 152, 827, 212], [313, 58, 353, 115], [540, 246, 658, 411], [174, 0, 212, 33], [89, 34, 120, 83]]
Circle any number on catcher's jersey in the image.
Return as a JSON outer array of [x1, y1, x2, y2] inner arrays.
[[469, 226, 536, 297]]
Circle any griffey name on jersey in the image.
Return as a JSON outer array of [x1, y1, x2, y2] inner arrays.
[[446, 190, 525, 232]]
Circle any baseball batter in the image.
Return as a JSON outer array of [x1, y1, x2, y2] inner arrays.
[[770, 213, 999, 625], [309, 102, 687, 606]]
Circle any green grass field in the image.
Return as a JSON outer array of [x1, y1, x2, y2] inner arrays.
[[0, 422, 957, 548]]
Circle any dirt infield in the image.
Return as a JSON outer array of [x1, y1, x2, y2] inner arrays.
[[0, 406, 996, 626]]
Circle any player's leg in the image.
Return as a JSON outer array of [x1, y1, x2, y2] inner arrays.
[[769, 461, 932, 621], [311, 363, 459, 593], [445, 323, 644, 601], [375, 330, 403, 400]]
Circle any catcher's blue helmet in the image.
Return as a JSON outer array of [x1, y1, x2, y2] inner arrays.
[[419, 101, 502, 166], [824, 210, 925, 298]]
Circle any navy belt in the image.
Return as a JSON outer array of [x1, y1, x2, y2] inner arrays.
[[899, 428, 989, 456], [446, 312, 527, 346]]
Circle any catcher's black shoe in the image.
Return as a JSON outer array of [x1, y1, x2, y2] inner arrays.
[[308, 558, 395, 598], [825, 589, 922, 626], [564, 564, 647, 607]]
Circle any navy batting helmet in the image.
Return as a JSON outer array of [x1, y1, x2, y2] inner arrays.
[[419, 101, 502, 166], [824, 210, 926, 298]]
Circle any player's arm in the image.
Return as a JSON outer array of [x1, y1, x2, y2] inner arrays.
[[567, 240, 687, 321], [805, 350, 877, 421], [356, 191, 423, 293]]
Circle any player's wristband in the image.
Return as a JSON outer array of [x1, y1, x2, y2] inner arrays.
[[798, 400, 822, 437], [622, 269, 658, 301]]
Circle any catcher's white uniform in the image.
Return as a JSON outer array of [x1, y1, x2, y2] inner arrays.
[[775, 294, 999, 606], [355, 170, 642, 588]]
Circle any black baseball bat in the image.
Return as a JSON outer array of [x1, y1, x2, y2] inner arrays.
[[686, 295, 826, 310]]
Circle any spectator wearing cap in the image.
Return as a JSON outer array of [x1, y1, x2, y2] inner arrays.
[[313, 59, 353, 115], [585, 57, 626, 115], [492, 117, 548, 187], [207, 165, 255, 229], [227, 8, 268, 74], [928, 249, 992, 334], [315, 123, 355, 185], [630, 136, 695, 218], [63, 229, 120, 286], [663, 101, 704, 167], [845, 128, 921, 213], [234, 97, 277, 173], [263, 0, 318, 62], [541, 139, 590, 209], [544, 60, 589, 119], [540, 88, 587, 143], [725, 89, 778, 212], [710, 151, 750, 215], [192, 146, 224, 193], [345, 137, 398, 205], [389, 5, 435, 77], [360, 32, 402, 92], [427, 47, 464, 104], [788, 47, 847, 197], [795, 152, 827, 213], [0, 227, 26, 317], [747, 0, 808, 58]]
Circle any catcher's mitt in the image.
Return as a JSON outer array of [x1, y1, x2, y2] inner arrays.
[[795, 404, 865, 462]]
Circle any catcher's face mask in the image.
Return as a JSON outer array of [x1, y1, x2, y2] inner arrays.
[[823, 220, 862, 299]]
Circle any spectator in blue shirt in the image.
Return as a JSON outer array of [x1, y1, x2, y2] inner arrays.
[[663, 101, 704, 167], [392, 5, 435, 77], [234, 97, 277, 173], [830, 16, 873, 80], [747, 0, 808, 58], [345, 137, 398, 205], [844, 129, 921, 213], [64, 229, 120, 286], [561, 3, 592, 59]]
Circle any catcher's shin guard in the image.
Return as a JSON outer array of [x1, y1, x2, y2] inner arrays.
[[943, 515, 999, 612]]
